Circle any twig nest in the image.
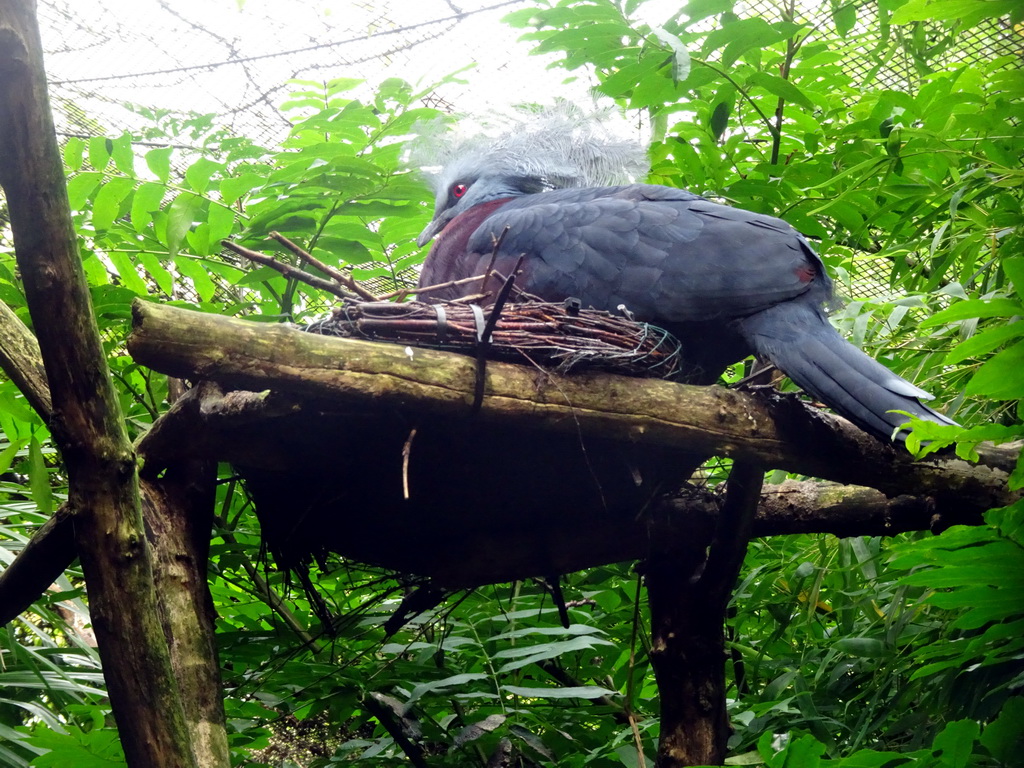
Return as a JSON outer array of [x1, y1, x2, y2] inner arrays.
[[305, 298, 684, 379]]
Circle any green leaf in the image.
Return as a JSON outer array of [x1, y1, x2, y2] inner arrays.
[[0, 438, 26, 476], [1003, 256, 1024, 299], [921, 298, 1024, 327], [944, 319, 1023, 364], [205, 204, 236, 245], [110, 133, 135, 176], [776, 734, 825, 767], [704, 17, 771, 61], [219, 172, 267, 206], [491, 624, 606, 640], [494, 636, 614, 672], [145, 146, 173, 183], [931, 719, 979, 768], [705, 18, 802, 68], [833, 637, 888, 658], [173, 256, 217, 302], [406, 672, 488, 704], [107, 252, 150, 295], [599, 55, 666, 100], [326, 76, 364, 97], [501, 684, 617, 699], [244, 198, 327, 237], [901, 563, 1024, 589], [66, 172, 104, 211], [88, 136, 111, 171], [63, 137, 86, 172], [91, 177, 135, 231], [710, 101, 730, 140], [28, 438, 53, 517], [312, 237, 372, 266], [835, 748, 914, 767], [833, 3, 856, 35], [980, 697, 1024, 764], [186, 223, 212, 256], [651, 26, 691, 81], [166, 192, 201, 258], [680, 0, 735, 24], [615, 744, 655, 768], [965, 340, 1024, 399], [136, 253, 174, 296], [130, 182, 167, 233], [26, 722, 125, 767], [891, 0, 1019, 26], [746, 71, 815, 110], [185, 157, 223, 194]]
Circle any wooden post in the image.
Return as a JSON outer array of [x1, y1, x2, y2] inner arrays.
[[647, 462, 764, 766]]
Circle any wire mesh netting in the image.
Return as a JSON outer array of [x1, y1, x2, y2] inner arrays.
[[31, 0, 1020, 145], [38, 0, 550, 146], [0, 1, 1020, 307]]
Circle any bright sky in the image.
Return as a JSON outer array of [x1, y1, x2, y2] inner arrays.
[[39, 0, 613, 143]]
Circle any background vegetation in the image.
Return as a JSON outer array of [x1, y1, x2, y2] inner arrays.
[[0, 0, 1021, 765]]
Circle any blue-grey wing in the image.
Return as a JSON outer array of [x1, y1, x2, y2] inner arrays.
[[459, 184, 829, 323]]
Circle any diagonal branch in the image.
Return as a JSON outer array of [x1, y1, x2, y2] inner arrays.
[[221, 238, 356, 300], [0, 300, 51, 418], [700, 460, 765, 610], [268, 231, 379, 301]]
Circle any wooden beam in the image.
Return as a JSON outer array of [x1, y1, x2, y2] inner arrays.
[[128, 299, 1016, 523]]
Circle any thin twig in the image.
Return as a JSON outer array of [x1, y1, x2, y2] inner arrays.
[[480, 225, 511, 297], [220, 239, 355, 300], [626, 569, 646, 767], [471, 256, 522, 413], [401, 428, 417, 500], [269, 231, 379, 301], [448, 292, 490, 304], [411, 224, 515, 303], [411, 273, 490, 299], [629, 712, 648, 768]]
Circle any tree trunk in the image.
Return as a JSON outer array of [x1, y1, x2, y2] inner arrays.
[[648, 558, 731, 766], [0, 3, 210, 765], [142, 462, 230, 767], [647, 462, 764, 766]]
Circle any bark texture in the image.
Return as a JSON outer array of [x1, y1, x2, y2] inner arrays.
[[142, 466, 229, 767], [0, 3, 199, 765], [0, 299, 51, 417], [122, 300, 1017, 587], [129, 300, 1014, 507], [648, 462, 764, 767]]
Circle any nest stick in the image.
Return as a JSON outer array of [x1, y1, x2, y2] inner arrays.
[[471, 256, 522, 413], [407, 273, 489, 300], [269, 231, 379, 302], [220, 239, 355, 300], [479, 225, 510, 297]]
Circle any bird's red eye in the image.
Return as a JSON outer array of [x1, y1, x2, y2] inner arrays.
[[451, 183, 468, 199]]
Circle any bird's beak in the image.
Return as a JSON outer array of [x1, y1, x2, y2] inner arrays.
[[416, 216, 446, 248]]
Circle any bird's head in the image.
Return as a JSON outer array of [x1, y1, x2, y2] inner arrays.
[[416, 171, 545, 246], [409, 103, 650, 247]]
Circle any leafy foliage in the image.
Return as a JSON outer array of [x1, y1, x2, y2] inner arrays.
[[0, 0, 1022, 765]]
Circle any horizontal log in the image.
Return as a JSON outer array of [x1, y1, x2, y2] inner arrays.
[[128, 299, 1015, 520]]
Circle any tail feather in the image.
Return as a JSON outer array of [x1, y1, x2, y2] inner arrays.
[[738, 301, 956, 440]]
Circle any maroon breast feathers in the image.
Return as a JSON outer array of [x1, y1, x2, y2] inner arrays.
[[418, 198, 514, 293]]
